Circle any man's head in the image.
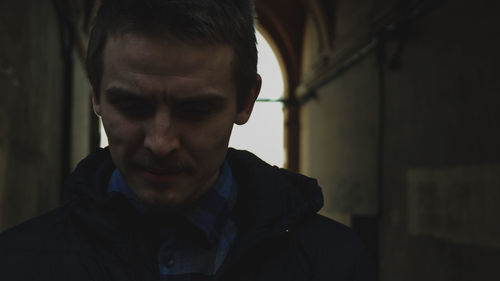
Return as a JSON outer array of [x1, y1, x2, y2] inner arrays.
[[87, 0, 261, 211], [87, 0, 258, 109]]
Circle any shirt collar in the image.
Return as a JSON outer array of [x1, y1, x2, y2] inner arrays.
[[107, 168, 144, 212], [184, 161, 237, 245], [107, 160, 237, 245]]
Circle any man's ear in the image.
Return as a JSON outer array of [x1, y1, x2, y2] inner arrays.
[[91, 91, 102, 117], [235, 74, 262, 125]]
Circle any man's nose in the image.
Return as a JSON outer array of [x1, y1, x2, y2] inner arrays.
[[144, 111, 180, 157]]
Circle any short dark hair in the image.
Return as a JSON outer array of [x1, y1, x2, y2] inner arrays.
[[86, 0, 258, 109]]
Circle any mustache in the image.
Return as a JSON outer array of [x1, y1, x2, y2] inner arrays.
[[131, 155, 193, 173]]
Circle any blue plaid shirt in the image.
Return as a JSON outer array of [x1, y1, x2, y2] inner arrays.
[[108, 161, 238, 279]]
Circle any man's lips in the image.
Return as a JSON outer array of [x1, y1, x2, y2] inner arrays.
[[138, 166, 185, 183]]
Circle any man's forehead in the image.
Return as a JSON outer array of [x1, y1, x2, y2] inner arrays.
[[105, 31, 233, 56], [103, 85, 229, 105], [99, 32, 238, 101], [103, 33, 235, 74]]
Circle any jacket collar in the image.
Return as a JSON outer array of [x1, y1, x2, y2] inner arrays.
[[61, 148, 324, 244], [226, 148, 323, 234]]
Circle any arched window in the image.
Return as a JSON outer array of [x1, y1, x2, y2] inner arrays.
[[229, 28, 286, 167]]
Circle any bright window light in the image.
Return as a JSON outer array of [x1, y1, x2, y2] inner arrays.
[[100, 118, 108, 148], [229, 30, 286, 167]]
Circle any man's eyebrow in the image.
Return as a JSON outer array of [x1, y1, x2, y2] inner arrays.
[[104, 87, 143, 99], [104, 87, 228, 104], [176, 94, 228, 104]]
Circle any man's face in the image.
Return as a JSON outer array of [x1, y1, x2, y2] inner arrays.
[[93, 33, 259, 210]]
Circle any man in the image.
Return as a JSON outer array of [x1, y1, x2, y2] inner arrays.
[[0, 0, 374, 280]]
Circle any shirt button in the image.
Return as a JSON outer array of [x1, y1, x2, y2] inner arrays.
[[165, 256, 175, 268]]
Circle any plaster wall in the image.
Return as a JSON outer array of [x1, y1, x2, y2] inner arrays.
[[379, 1, 500, 279], [300, 53, 379, 219], [0, 0, 65, 231], [70, 50, 92, 171], [300, 0, 500, 279]]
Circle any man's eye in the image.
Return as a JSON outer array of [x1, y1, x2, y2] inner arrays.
[[177, 103, 216, 119], [185, 105, 212, 114], [116, 103, 151, 117]]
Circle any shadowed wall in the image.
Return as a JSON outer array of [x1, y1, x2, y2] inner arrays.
[[0, 0, 65, 230], [299, 0, 500, 280]]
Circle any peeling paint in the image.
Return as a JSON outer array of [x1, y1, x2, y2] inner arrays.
[[0, 63, 20, 88], [408, 165, 500, 248]]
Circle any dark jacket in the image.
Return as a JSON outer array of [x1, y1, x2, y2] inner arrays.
[[0, 148, 374, 281]]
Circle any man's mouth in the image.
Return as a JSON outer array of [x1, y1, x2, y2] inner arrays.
[[145, 166, 183, 174], [139, 166, 185, 184]]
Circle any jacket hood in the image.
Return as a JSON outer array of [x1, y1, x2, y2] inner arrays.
[[61, 148, 324, 240], [61, 148, 136, 242], [62, 147, 115, 205], [226, 148, 323, 234]]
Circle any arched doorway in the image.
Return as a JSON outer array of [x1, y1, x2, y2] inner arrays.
[[229, 28, 287, 167]]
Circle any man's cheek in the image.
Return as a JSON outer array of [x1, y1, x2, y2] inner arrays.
[[189, 126, 231, 151], [106, 120, 143, 146]]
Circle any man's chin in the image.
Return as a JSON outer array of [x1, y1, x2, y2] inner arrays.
[[135, 189, 193, 215], [142, 199, 186, 216]]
